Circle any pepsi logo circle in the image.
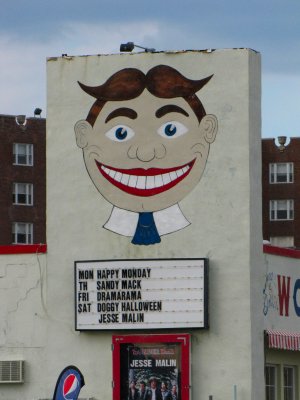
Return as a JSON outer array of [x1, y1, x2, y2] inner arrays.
[[63, 374, 79, 399]]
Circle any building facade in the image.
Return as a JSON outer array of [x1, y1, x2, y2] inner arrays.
[[1, 49, 264, 399], [262, 137, 300, 249], [2, 49, 300, 400], [0, 114, 46, 245]]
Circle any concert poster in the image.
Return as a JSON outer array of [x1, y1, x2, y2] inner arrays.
[[112, 334, 190, 400]]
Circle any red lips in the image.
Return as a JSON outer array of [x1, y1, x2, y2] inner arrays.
[[96, 159, 195, 197]]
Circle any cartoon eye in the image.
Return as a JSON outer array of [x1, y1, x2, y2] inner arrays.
[[157, 121, 188, 139], [105, 125, 135, 142]]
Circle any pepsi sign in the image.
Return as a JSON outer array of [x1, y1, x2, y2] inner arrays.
[[52, 365, 85, 400]]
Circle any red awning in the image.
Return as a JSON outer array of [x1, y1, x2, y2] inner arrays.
[[266, 330, 300, 351]]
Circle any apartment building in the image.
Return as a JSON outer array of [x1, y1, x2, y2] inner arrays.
[[262, 137, 300, 249], [0, 113, 46, 245]]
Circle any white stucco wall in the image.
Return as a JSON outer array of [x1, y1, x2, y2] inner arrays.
[[0, 252, 47, 399], [0, 49, 264, 400]]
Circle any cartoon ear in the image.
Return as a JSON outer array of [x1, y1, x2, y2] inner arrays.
[[199, 114, 218, 144], [74, 120, 92, 149]]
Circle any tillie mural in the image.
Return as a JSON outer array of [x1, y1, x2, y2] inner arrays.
[[74, 65, 218, 245]]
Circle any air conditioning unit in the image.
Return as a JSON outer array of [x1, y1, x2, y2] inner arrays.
[[0, 360, 24, 383]]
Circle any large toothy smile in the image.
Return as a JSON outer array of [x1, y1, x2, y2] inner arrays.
[[95, 159, 195, 197]]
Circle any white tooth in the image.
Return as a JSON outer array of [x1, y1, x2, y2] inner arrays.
[[128, 175, 138, 187], [182, 166, 189, 173], [136, 176, 146, 189], [169, 171, 177, 181], [108, 169, 116, 178], [162, 173, 172, 184], [121, 173, 130, 185], [176, 169, 184, 177], [114, 172, 122, 182], [103, 167, 109, 174], [154, 175, 164, 188], [146, 176, 155, 189]]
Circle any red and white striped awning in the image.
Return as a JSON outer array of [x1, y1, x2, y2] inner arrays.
[[266, 330, 300, 351]]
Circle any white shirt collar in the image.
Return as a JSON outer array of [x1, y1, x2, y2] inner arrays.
[[103, 204, 190, 237]]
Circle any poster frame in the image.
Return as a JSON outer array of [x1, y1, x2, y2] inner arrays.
[[112, 333, 191, 400]]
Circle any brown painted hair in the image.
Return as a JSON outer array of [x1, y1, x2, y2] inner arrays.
[[78, 65, 213, 126]]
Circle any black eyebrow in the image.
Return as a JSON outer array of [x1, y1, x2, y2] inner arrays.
[[155, 105, 189, 118], [105, 107, 137, 123]]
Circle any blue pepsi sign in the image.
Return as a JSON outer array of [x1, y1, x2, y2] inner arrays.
[[52, 365, 85, 400]]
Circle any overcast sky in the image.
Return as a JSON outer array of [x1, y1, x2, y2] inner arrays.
[[0, 0, 299, 138]]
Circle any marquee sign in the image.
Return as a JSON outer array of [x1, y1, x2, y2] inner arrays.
[[74, 258, 208, 330]]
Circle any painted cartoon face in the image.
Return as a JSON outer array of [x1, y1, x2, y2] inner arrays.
[[75, 91, 217, 213]]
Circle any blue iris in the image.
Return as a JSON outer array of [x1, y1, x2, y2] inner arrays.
[[115, 127, 127, 140], [164, 123, 177, 137]]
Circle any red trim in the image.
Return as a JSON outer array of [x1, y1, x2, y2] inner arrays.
[[112, 334, 190, 400], [263, 244, 300, 259], [0, 244, 47, 255]]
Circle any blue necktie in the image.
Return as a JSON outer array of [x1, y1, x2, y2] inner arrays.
[[131, 212, 161, 245]]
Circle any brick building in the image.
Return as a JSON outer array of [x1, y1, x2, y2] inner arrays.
[[0, 114, 46, 245], [262, 137, 300, 249]]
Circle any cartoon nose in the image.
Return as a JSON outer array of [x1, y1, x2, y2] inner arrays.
[[128, 143, 166, 161]]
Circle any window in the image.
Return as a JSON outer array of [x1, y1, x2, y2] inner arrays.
[[270, 200, 294, 221], [13, 143, 33, 166], [12, 223, 33, 244], [270, 236, 294, 248], [283, 366, 295, 400], [266, 365, 277, 400], [270, 163, 293, 183], [265, 364, 298, 400], [13, 183, 33, 205]]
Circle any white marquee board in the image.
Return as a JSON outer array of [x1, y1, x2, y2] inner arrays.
[[75, 258, 208, 330]]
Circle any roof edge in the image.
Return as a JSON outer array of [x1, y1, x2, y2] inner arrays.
[[263, 244, 300, 259]]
